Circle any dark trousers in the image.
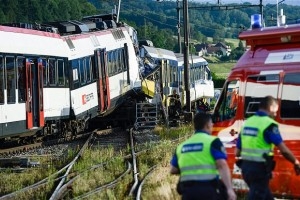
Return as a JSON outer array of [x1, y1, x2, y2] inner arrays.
[[241, 161, 274, 200], [179, 180, 227, 200]]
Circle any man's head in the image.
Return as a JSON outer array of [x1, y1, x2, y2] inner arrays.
[[172, 89, 177, 95], [193, 112, 213, 133], [259, 95, 278, 118]]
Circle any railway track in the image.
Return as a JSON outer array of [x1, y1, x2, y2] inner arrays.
[[0, 134, 92, 200], [0, 132, 92, 157], [0, 125, 174, 199]]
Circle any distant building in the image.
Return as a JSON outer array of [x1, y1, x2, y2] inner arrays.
[[195, 42, 231, 57]]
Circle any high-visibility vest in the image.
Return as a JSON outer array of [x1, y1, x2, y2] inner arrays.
[[241, 115, 276, 162], [176, 133, 218, 182]]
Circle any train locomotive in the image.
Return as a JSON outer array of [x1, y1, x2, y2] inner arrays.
[[0, 14, 141, 142]]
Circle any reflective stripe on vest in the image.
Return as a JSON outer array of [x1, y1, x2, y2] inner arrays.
[[242, 148, 273, 162], [241, 115, 276, 162], [180, 174, 218, 182], [176, 132, 218, 182]]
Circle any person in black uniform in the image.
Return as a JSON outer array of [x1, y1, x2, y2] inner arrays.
[[168, 89, 181, 119], [235, 96, 300, 200], [197, 98, 210, 113], [170, 112, 236, 200]]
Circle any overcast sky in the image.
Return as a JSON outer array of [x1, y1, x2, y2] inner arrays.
[[192, 0, 299, 6]]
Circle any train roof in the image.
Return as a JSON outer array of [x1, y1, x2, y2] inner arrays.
[[175, 53, 208, 67], [0, 13, 122, 36], [142, 45, 177, 61]]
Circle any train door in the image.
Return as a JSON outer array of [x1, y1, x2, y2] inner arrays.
[[94, 48, 110, 113], [25, 58, 44, 129]]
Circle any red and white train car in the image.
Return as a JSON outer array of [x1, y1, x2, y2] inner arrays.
[[0, 14, 141, 141], [212, 18, 300, 197]]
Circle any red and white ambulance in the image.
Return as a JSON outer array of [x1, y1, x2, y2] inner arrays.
[[212, 15, 300, 198]]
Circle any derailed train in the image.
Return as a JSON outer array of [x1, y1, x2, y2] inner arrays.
[[0, 13, 213, 142], [0, 14, 142, 142], [139, 44, 214, 112]]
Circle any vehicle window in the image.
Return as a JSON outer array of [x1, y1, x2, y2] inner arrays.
[[49, 58, 57, 86], [6, 56, 16, 103], [281, 72, 300, 118], [213, 80, 240, 122], [244, 74, 279, 118], [42, 58, 48, 86], [57, 59, 65, 86], [17, 57, 26, 102]]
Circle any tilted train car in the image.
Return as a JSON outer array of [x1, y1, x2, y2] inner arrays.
[[174, 53, 214, 104], [139, 45, 214, 107], [211, 15, 300, 197], [0, 14, 141, 142]]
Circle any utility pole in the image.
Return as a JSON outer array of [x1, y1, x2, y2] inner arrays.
[[176, 0, 182, 53], [260, 0, 263, 25], [117, 0, 121, 23], [183, 0, 191, 113]]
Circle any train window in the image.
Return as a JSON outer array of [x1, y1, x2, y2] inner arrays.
[[17, 57, 26, 102], [170, 68, 178, 87], [122, 49, 127, 70], [6, 56, 16, 103], [0, 56, 4, 104], [72, 61, 79, 89], [180, 69, 184, 86], [49, 58, 57, 86], [57, 59, 65, 86], [118, 49, 123, 71], [118, 49, 123, 72], [42, 58, 48, 86], [189, 67, 194, 83], [281, 73, 300, 118], [79, 58, 86, 85], [213, 80, 240, 122], [108, 51, 113, 76], [201, 66, 205, 80], [113, 50, 117, 74], [86, 57, 92, 83], [195, 68, 199, 80]]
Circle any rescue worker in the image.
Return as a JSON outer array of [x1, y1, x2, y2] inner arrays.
[[235, 95, 300, 200], [168, 89, 181, 119], [170, 112, 236, 200], [197, 98, 210, 113]]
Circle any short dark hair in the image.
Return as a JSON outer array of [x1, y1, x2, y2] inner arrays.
[[259, 95, 278, 109], [193, 112, 212, 130]]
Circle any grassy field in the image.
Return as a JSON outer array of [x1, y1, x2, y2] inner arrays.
[[209, 62, 236, 78]]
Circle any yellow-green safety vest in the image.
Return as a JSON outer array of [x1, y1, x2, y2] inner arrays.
[[241, 115, 277, 162], [176, 133, 219, 182]]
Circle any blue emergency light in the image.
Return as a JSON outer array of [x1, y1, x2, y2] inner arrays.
[[251, 14, 262, 29]]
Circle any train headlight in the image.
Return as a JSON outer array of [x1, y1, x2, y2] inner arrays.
[[251, 14, 262, 29]]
